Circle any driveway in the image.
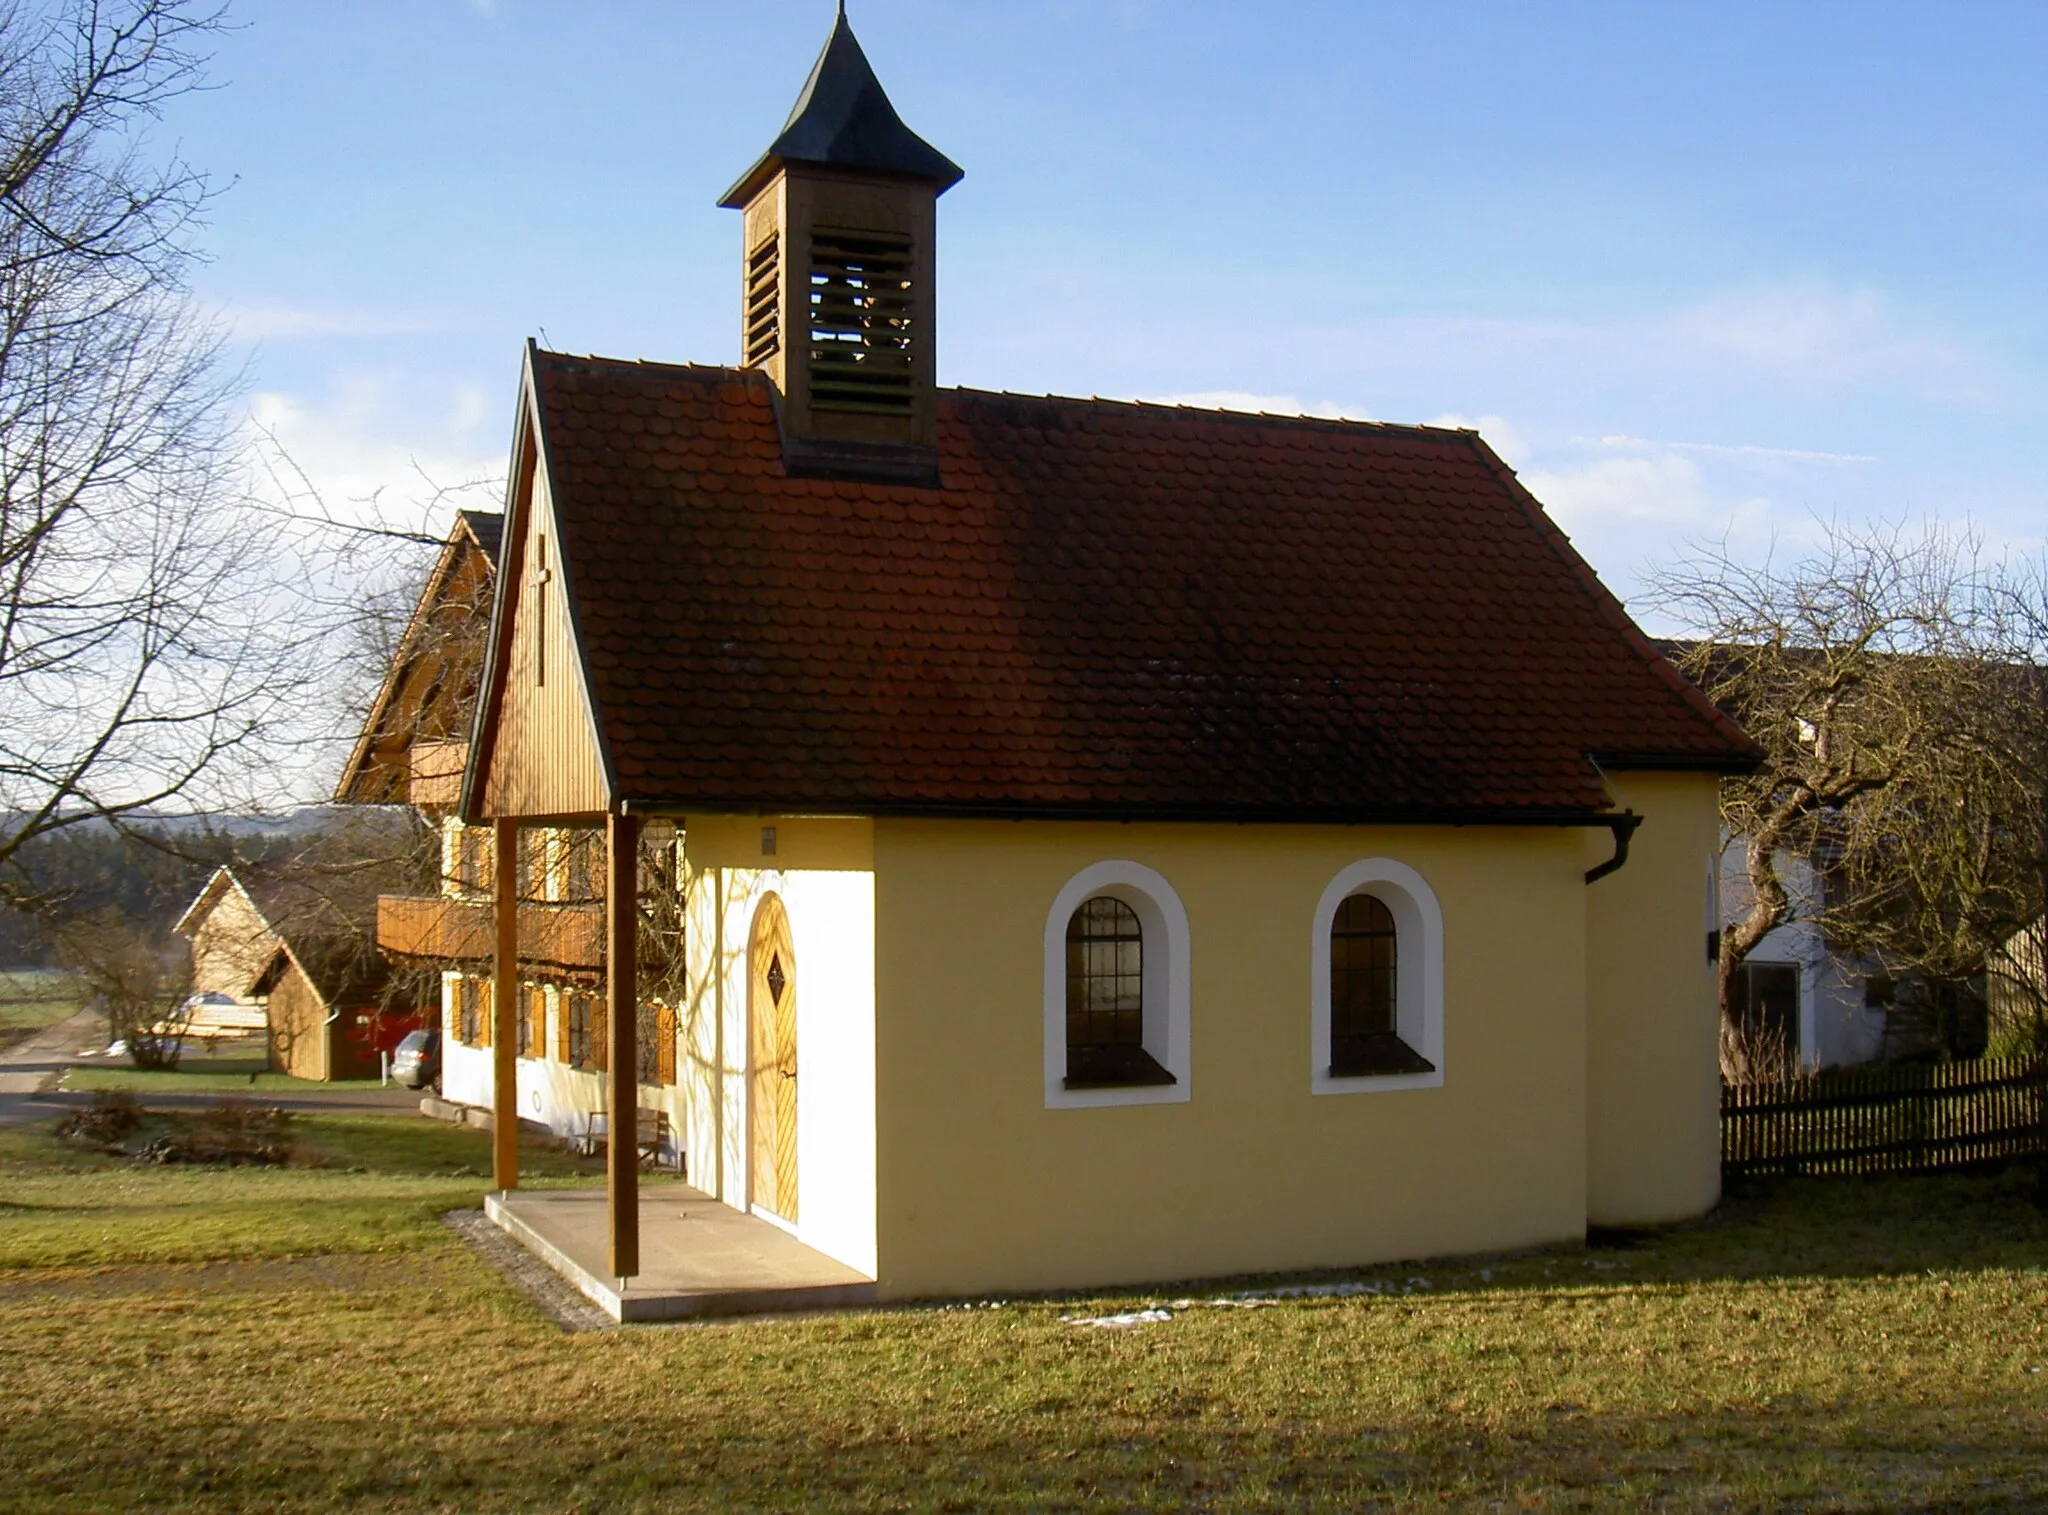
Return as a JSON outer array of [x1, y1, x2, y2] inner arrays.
[[0, 1006, 103, 1125], [0, 1010, 426, 1123]]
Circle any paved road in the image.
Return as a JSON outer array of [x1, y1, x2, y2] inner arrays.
[[0, 1007, 102, 1124], [0, 1009, 427, 1124]]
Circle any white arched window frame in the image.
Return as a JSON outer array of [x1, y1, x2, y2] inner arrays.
[[1043, 860, 1193, 1110], [1309, 858, 1445, 1096]]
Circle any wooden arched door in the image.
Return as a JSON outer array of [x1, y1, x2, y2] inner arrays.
[[748, 894, 798, 1222]]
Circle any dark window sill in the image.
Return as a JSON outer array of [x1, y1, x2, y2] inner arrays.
[[1065, 1043, 1177, 1090], [1329, 1031, 1436, 1078]]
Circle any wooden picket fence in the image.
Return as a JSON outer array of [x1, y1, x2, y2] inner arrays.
[[1722, 1055, 2048, 1176]]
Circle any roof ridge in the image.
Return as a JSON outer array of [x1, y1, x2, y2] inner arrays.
[[941, 385, 1468, 437], [530, 351, 1471, 437]]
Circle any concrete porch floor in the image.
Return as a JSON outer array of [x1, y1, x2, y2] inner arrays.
[[487, 1186, 877, 1323]]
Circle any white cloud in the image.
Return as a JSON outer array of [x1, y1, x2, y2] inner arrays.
[[1524, 452, 1749, 528], [1665, 287, 1995, 401], [244, 379, 504, 531], [1575, 433, 1878, 466]]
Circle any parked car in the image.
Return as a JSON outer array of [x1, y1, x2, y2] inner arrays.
[[391, 1028, 441, 1091]]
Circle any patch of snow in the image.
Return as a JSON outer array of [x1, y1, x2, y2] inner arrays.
[[1066, 1308, 1172, 1329]]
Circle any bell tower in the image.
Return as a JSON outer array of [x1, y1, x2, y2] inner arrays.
[[720, 5, 963, 484]]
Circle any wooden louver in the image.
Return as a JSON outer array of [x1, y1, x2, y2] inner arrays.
[[806, 227, 914, 416], [744, 234, 780, 368]]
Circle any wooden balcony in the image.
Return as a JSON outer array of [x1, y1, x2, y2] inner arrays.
[[377, 894, 604, 970], [410, 739, 468, 808]]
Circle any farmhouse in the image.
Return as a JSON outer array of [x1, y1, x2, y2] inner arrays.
[[397, 11, 1760, 1301], [176, 865, 410, 1081]]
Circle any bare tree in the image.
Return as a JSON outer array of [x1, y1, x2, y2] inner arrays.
[[0, 1, 317, 910], [57, 906, 192, 1067], [1653, 522, 2047, 1074]]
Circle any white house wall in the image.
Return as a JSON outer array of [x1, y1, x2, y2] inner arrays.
[[439, 971, 668, 1156], [679, 853, 878, 1280], [1716, 847, 1884, 1068], [441, 973, 490, 1107]]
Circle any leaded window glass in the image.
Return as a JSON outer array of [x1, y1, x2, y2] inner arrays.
[[1329, 893, 1434, 1076], [1064, 897, 1175, 1088]]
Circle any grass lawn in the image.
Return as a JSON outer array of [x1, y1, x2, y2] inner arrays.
[[2, 1117, 2045, 1513], [63, 1052, 388, 1095], [0, 968, 82, 1050]]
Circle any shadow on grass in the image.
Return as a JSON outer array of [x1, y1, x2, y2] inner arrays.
[[1003, 1164, 2048, 1316], [6, 1396, 2045, 1513]]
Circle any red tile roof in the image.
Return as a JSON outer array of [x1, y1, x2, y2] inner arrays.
[[527, 350, 1755, 821]]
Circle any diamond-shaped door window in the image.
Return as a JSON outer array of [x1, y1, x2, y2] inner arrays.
[[766, 953, 786, 1006]]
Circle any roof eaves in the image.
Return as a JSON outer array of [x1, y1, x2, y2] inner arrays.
[[459, 343, 543, 824], [617, 796, 1625, 828], [171, 865, 238, 939], [1463, 433, 1764, 767]]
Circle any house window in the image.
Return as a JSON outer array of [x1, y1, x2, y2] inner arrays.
[[1063, 898, 1174, 1088], [636, 1001, 660, 1083], [457, 975, 486, 1046], [1043, 861, 1192, 1109], [566, 991, 603, 1072], [1732, 962, 1801, 1069], [561, 829, 601, 904], [452, 824, 493, 896], [1310, 860, 1445, 1095], [1328, 894, 1435, 1077]]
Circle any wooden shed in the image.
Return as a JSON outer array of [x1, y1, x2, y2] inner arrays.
[[251, 936, 396, 1083]]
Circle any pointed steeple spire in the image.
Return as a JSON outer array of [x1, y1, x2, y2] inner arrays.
[[719, 7, 963, 208]]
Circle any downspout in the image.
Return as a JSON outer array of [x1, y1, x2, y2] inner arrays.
[[1584, 812, 1643, 885]]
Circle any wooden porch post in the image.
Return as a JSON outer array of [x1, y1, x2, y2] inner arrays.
[[607, 812, 641, 1279], [492, 817, 520, 1191]]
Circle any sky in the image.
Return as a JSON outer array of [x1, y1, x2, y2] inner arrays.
[[171, 0, 2048, 623]]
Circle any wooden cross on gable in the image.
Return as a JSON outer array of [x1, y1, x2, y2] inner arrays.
[[532, 528, 548, 679]]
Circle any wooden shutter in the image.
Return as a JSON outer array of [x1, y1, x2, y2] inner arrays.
[[476, 978, 492, 1048], [657, 1003, 677, 1086], [526, 985, 546, 1058]]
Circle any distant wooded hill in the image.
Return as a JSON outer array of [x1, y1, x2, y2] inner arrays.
[[0, 809, 419, 967]]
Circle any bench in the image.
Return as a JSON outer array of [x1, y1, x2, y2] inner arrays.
[[580, 1106, 684, 1176], [635, 1106, 673, 1171]]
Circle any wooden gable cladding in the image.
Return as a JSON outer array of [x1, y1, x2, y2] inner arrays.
[[470, 364, 615, 823], [336, 514, 500, 807]]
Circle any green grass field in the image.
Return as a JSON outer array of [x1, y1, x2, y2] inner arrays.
[[63, 1052, 389, 1094], [0, 968, 83, 1050], [2, 1112, 2045, 1512]]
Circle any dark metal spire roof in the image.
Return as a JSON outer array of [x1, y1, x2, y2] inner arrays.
[[719, 8, 963, 208]]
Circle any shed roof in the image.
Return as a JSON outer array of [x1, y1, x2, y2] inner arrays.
[[492, 350, 1755, 824]]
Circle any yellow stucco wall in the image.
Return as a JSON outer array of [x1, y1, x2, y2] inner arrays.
[[869, 820, 1594, 1300], [1583, 770, 1724, 1226]]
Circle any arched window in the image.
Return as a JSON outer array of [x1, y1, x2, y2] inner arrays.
[[1310, 860, 1445, 1094], [1329, 893, 1433, 1076], [1043, 861, 1192, 1108], [1064, 898, 1172, 1088]]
